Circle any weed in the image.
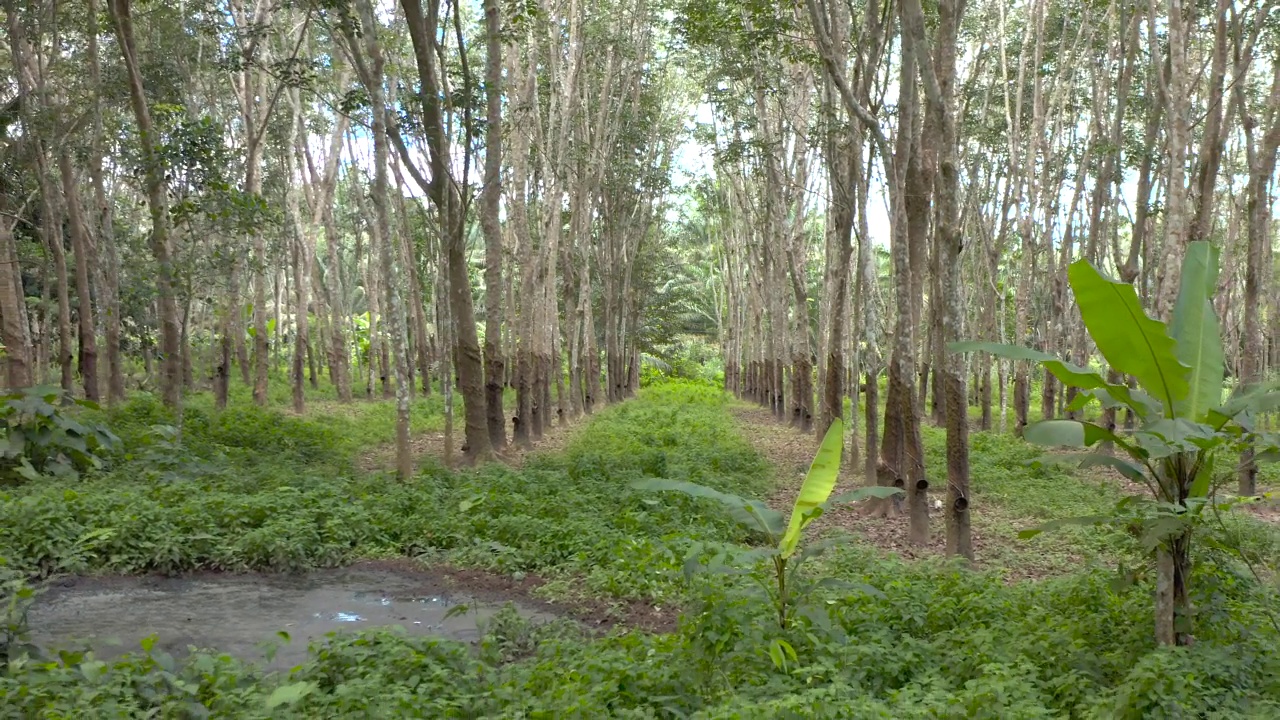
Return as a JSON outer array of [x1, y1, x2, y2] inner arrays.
[[3, 380, 1280, 717]]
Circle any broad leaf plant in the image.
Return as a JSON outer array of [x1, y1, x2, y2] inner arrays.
[[634, 418, 902, 634], [953, 241, 1280, 645]]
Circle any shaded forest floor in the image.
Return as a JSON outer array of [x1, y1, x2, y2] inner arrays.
[[730, 399, 1280, 581], [8, 382, 1280, 716], [354, 403, 581, 472]]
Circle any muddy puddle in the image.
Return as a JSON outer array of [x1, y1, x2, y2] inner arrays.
[[27, 565, 556, 669]]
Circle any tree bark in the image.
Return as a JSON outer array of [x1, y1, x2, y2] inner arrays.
[[1236, 48, 1280, 496], [0, 214, 30, 390], [59, 152, 99, 401], [106, 0, 183, 410], [400, 0, 493, 462], [905, 0, 969, 559], [481, 0, 507, 449], [87, 0, 124, 403], [351, 0, 414, 478]]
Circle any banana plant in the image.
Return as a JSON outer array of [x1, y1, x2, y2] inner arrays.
[[952, 241, 1280, 646], [633, 418, 903, 629]]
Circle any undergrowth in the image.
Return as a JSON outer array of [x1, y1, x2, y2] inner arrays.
[[3, 381, 1280, 717], [0, 383, 766, 603]]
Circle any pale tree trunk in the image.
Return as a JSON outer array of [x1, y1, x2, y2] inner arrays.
[[1011, 0, 1045, 435], [301, 75, 352, 401], [401, 0, 492, 462], [87, 0, 124, 403], [348, 145, 382, 399], [1154, 0, 1191, 318], [59, 152, 99, 401], [106, 0, 183, 410], [807, 0, 860, 438], [46, 168, 74, 395], [7, 9, 72, 394], [1153, 0, 1196, 648], [1187, 0, 1232, 248], [1236, 43, 1280, 497], [881, 25, 926, 530], [287, 90, 308, 414], [893, 21, 931, 544], [437, 243, 455, 466], [906, 0, 968, 559], [481, 0, 507, 449], [508, 47, 535, 446], [388, 158, 433, 399], [0, 214, 30, 389], [249, 161, 269, 405], [351, 0, 413, 478]]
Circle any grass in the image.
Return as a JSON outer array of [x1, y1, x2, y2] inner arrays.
[[3, 379, 1280, 717]]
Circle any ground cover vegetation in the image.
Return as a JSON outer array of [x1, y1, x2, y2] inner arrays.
[[0, 382, 1276, 717], [6, 0, 1280, 714]]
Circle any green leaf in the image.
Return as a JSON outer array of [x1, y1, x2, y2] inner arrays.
[[79, 660, 107, 683], [826, 486, 905, 504], [1216, 381, 1280, 421], [266, 681, 316, 709], [1067, 259, 1189, 416], [1138, 516, 1190, 551], [1137, 419, 1218, 456], [1189, 452, 1215, 499], [1043, 452, 1147, 483], [1024, 420, 1119, 448], [947, 341, 1055, 362], [1170, 241, 1224, 421], [631, 478, 784, 536], [15, 457, 40, 481], [950, 342, 1159, 417], [1041, 363, 1161, 418], [779, 419, 844, 558], [1017, 515, 1112, 539]]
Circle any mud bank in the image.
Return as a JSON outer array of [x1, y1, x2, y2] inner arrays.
[[27, 564, 556, 669]]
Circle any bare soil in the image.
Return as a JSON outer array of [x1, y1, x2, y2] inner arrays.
[[731, 403, 994, 564], [357, 415, 582, 473]]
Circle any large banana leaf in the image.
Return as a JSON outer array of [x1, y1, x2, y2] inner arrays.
[[1169, 241, 1224, 421], [1024, 419, 1123, 448], [779, 418, 844, 558], [950, 341, 1159, 417], [947, 341, 1054, 363], [1067, 260, 1189, 417], [1041, 451, 1147, 483], [631, 478, 785, 537]]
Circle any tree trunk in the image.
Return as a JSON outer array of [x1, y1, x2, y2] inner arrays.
[[1155, 0, 1191, 317], [352, 0, 414, 478], [905, 0, 968, 559], [287, 92, 308, 414], [308, 104, 353, 402], [0, 216, 30, 390], [87, 0, 123, 404], [1236, 52, 1280, 496], [400, 0, 493, 462], [481, 0, 507, 449], [1155, 537, 1191, 646], [59, 152, 99, 401], [107, 0, 183, 410]]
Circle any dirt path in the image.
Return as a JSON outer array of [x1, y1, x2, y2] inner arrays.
[[731, 403, 988, 563]]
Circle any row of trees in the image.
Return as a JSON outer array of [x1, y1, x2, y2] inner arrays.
[[682, 0, 1280, 564], [6, 0, 1277, 647], [1, 0, 685, 470]]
